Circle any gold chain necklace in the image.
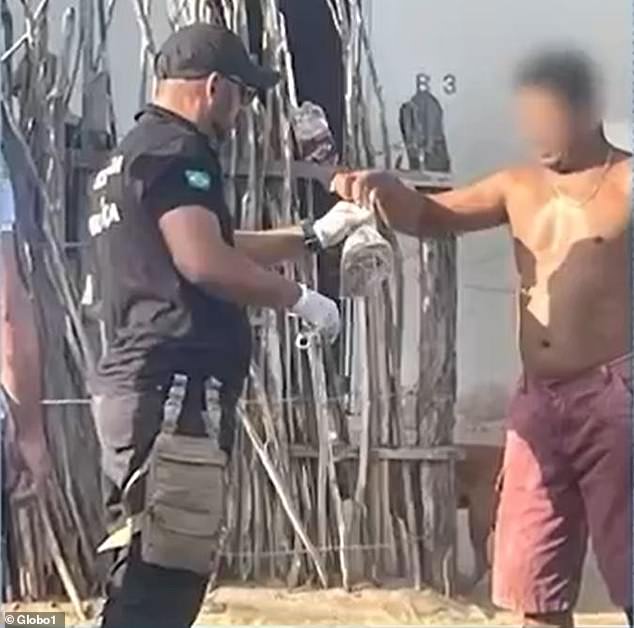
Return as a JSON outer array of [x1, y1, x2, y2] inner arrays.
[[548, 148, 614, 208]]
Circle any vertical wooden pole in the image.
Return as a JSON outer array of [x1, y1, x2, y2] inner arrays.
[[417, 236, 458, 593], [80, 0, 95, 149]]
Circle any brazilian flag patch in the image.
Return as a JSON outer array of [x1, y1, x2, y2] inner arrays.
[[185, 169, 211, 191]]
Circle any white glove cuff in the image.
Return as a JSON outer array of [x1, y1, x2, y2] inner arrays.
[[290, 283, 309, 313], [312, 220, 327, 248]]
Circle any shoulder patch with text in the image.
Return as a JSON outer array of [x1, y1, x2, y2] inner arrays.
[[185, 169, 211, 191]]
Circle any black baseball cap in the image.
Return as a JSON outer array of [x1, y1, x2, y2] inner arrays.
[[154, 23, 280, 90]]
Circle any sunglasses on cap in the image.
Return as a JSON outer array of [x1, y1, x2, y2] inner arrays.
[[225, 74, 257, 107]]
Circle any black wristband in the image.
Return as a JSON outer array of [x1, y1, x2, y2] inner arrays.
[[301, 219, 322, 253]]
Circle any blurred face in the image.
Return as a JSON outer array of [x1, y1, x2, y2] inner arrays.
[[202, 73, 255, 140], [515, 85, 596, 170]]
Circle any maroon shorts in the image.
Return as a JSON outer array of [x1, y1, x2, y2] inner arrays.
[[492, 356, 632, 613]]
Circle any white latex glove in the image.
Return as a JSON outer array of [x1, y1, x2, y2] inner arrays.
[[290, 283, 340, 343], [313, 201, 373, 249]]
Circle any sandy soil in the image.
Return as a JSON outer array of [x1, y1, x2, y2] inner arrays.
[[4, 584, 626, 627], [196, 585, 625, 626]]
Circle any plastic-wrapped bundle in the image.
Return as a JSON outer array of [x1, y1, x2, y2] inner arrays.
[[291, 101, 338, 164], [340, 219, 393, 298]]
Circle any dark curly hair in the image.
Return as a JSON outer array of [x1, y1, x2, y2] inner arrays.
[[515, 48, 599, 110]]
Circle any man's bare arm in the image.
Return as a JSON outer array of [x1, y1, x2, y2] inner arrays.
[[331, 170, 509, 237], [1, 234, 52, 490], [159, 205, 301, 307], [234, 226, 305, 266]]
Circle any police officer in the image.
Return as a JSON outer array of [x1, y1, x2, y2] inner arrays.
[[89, 23, 366, 628]]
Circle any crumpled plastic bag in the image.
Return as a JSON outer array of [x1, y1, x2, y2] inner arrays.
[[340, 217, 394, 298]]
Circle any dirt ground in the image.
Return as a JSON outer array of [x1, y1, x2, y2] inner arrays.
[[195, 584, 626, 626], [4, 583, 627, 627]]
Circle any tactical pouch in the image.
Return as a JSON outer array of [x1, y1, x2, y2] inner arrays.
[[140, 375, 228, 574], [141, 431, 227, 574]]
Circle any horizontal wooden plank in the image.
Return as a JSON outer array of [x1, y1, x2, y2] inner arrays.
[[69, 150, 453, 191], [289, 444, 464, 462], [225, 159, 453, 191]]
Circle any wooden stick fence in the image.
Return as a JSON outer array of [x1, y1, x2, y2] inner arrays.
[[1, 0, 458, 606]]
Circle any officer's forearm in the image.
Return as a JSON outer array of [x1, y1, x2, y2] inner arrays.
[[186, 247, 302, 309], [160, 206, 304, 307], [234, 226, 307, 266]]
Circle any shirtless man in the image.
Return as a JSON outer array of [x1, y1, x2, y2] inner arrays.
[[331, 49, 632, 628]]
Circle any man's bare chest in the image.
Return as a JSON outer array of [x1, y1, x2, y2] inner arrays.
[[508, 181, 630, 262]]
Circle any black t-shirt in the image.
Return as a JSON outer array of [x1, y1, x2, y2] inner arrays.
[[89, 104, 251, 392]]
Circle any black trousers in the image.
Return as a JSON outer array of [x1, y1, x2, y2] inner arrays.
[[92, 376, 237, 628], [101, 535, 208, 628]]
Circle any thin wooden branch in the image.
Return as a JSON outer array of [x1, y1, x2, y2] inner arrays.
[[133, 0, 157, 57], [239, 406, 329, 588], [52, 7, 75, 98], [63, 22, 83, 108], [356, 0, 391, 169], [1, 32, 26, 63], [1, 0, 49, 63], [94, 0, 118, 142], [307, 338, 350, 590], [167, 0, 192, 30], [93, 0, 119, 72], [39, 501, 87, 621], [2, 104, 97, 375], [134, 0, 155, 108]]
